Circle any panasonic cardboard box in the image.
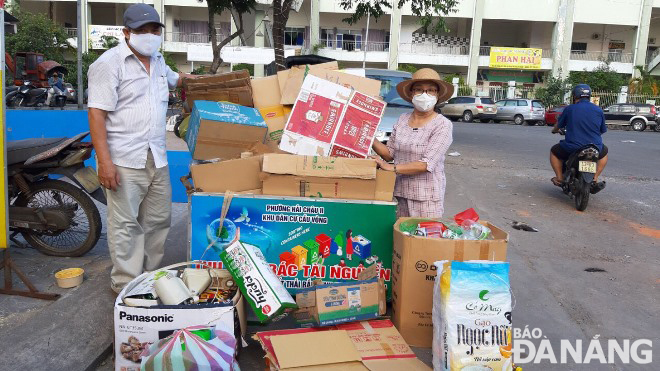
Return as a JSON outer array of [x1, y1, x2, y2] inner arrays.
[[113, 271, 241, 371]]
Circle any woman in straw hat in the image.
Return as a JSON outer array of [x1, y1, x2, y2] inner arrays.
[[372, 68, 454, 218]]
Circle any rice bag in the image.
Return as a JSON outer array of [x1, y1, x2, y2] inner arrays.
[[433, 261, 513, 371]]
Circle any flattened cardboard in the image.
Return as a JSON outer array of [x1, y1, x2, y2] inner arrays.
[[186, 87, 253, 108], [308, 69, 381, 98], [190, 155, 263, 193], [186, 101, 267, 160], [262, 154, 377, 179], [364, 359, 431, 371], [251, 75, 283, 108], [270, 330, 365, 370], [280, 75, 385, 158], [280, 61, 339, 105], [252, 76, 292, 150], [391, 218, 509, 348], [335, 319, 416, 361], [261, 170, 394, 202]]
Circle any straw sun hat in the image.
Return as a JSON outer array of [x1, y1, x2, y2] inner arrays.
[[396, 68, 454, 104]]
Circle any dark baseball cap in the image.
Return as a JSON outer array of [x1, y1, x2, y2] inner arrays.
[[123, 4, 165, 29]]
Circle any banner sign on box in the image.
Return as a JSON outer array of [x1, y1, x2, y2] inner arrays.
[[489, 47, 542, 70], [188, 194, 397, 299]]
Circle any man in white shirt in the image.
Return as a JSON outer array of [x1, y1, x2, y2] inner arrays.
[[88, 4, 194, 293]]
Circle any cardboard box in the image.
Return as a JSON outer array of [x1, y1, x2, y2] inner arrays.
[[186, 101, 268, 160], [184, 70, 253, 108], [391, 218, 509, 348], [261, 153, 377, 179], [189, 193, 397, 299], [254, 320, 431, 371], [113, 271, 239, 371], [279, 75, 385, 158], [309, 69, 381, 98], [221, 240, 297, 323], [294, 266, 386, 327], [186, 87, 253, 108], [183, 70, 250, 91], [280, 61, 339, 105], [262, 170, 395, 202], [251, 76, 292, 151], [260, 154, 395, 201], [190, 155, 263, 193]]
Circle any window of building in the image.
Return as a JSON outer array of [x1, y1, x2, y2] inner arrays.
[[284, 27, 305, 46], [571, 42, 587, 53], [321, 29, 334, 48]]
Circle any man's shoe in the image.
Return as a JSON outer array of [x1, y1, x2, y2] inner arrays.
[[590, 181, 606, 194]]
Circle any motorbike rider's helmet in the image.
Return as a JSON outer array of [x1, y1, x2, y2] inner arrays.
[[572, 84, 592, 100]]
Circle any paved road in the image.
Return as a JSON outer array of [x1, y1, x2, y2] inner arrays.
[[443, 122, 659, 370]]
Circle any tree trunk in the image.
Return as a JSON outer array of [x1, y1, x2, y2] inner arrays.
[[209, 9, 244, 74], [273, 0, 293, 71]]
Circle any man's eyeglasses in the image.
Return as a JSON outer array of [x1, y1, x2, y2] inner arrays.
[[412, 88, 439, 96]]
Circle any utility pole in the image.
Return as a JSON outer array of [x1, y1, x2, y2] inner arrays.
[[77, 0, 83, 109]]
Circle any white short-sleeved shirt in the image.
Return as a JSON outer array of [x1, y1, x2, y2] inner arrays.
[[88, 41, 179, 169]]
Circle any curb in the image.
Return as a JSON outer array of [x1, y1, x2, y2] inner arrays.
[[84, 343, 113, 371]]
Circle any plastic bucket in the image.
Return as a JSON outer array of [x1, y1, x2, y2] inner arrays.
[[54, 268, 84, 288]]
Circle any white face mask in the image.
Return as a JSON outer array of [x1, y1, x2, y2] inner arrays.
[[128, 33, 162, 57], [412, 93, 438, 112]]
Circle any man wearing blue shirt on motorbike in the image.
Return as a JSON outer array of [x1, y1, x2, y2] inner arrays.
[[550, 84, 608, 194]]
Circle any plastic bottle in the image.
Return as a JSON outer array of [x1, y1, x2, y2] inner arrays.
[[460, 220, 492, 240]]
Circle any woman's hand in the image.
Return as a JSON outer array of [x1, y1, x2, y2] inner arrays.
[[374, 157, 394, 172]]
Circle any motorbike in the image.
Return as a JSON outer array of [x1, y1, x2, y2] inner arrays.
[[556, 128, 600, 211], [8, 81, 67, 108], [6, 132, 106, 257], [64, 82, 77, 103]]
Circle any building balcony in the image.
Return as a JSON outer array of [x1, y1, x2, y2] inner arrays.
[[65, 27, 78, 38], [398, 43, 470, 66], [316, 39, 389, 63], [568, 50, 634, 74]]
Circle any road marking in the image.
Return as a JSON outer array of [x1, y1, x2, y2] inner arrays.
[[627, 222, 660, 239]]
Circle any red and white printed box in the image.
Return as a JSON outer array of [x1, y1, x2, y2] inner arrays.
[[280, 75, 386, 158]]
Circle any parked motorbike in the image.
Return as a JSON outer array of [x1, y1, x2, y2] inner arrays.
[[64, 82, 77, 103], [7, 132, 106, 257], [8, 81, 67, 108], [556, 128, 600, 211]]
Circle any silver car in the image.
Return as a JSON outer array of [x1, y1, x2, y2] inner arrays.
[[494, 99, 546, 125], [344, 68, 413, 143]]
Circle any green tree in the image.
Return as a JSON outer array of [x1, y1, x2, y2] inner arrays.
[[535, 71, 571, 107], [63, 51, 100, 91], [6, 9, 70, 62], [162, 51, 179, 73], [568, 62, 627, 92], [443, 74, 464, 85], [232, 63, 254, 76], [207, 0, 256, 73], [397, 64, 418, 74], [340, 0, 459, 34], [629, 66, 659, 95]]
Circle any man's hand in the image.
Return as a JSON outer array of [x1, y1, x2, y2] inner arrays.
[[98, 161, 121, 191], [552, 123, 560, 134]]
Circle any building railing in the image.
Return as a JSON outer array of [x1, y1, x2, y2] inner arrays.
[[65, 27, 78, 38], [647, 48, 660, 65], [320, 39, 389, 52], [569, 50, 633, 63], [399, 43, 469, 55], [165, 29, 229, 44]]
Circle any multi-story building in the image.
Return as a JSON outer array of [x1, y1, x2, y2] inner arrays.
[[17, 0, 660, 87]]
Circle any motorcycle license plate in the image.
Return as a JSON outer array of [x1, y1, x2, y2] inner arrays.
[[73, 166, 101, 193], [578, 161, 597, 173]]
